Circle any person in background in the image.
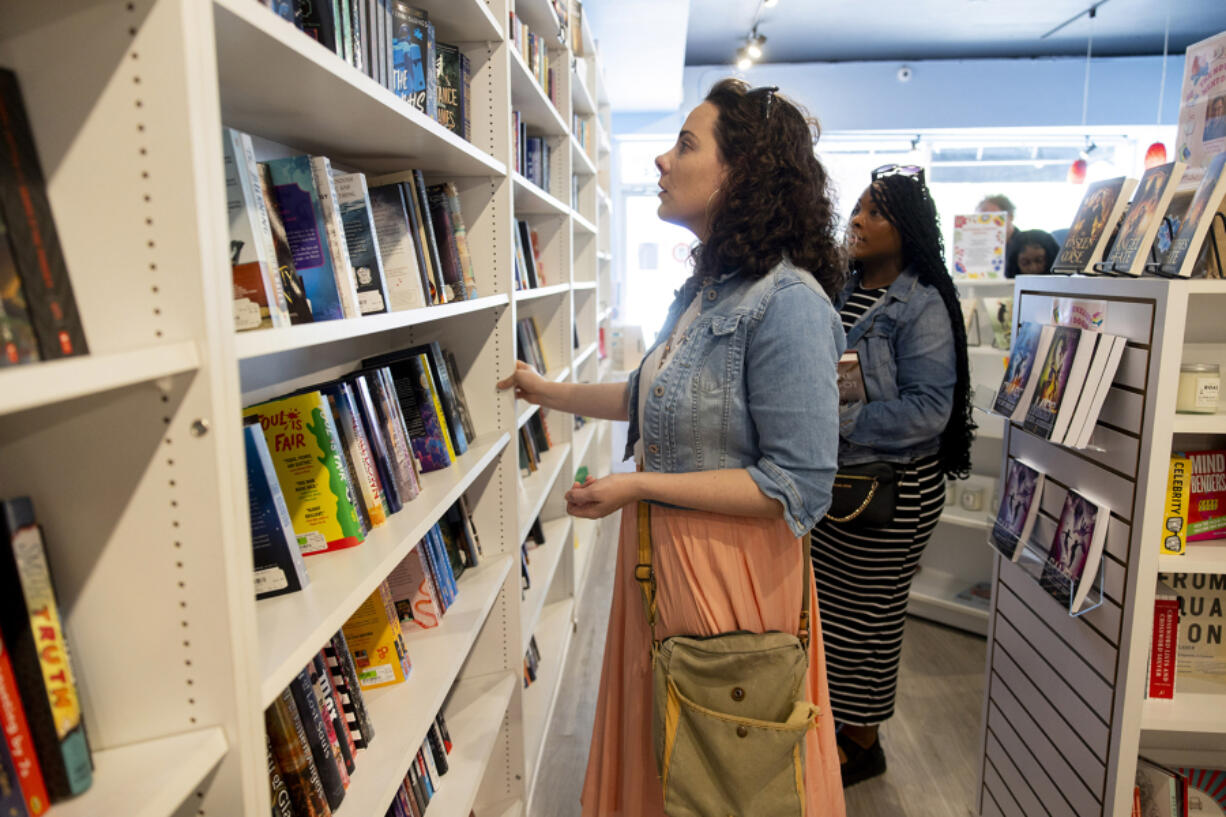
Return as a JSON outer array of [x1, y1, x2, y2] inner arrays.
[[1006, 228, 1060, 278], [977, 193, 1018, 243], [500, 79, 847, 816], [812, 166, 975, 787]]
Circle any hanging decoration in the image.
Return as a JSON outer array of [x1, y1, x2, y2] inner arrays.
[[1145, 0, 1172, 169], [1069, 6, 1097, 184], [733, 1, 774, 70]]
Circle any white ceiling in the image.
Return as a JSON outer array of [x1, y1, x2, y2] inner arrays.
[[584, 0, 1226, 112]]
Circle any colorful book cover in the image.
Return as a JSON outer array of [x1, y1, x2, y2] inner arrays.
[[376, 360, 451, 472], [1182, 449, 1226, 542], [409, 170, 448, 302], [427, 183, 477, 296], [243, 391, 365, 554], [342, 584, 411, 689], [309, 156, 362, 319], [1105, 162, 1186, 276], [1164, 151, 1226, 277], [1022, 326, 1081, 439], [435, 42, 464, 136], [265, 688, 331, 817], [224, 129, 281, 331], [391, 6, 437, 118], [258, 163, 313, 324], [990, 460, 1044, 562], [1039, 490, 1108, 611], [1175, 30, 1226, 185], [1162, 455, 1192, 556], [0, 499, 91, 801], [365, 183, 428, 311], [413, 342, 469, 454], [324, 630, 375, 748], [951, 212, 1007, 279], [322, 382, 388, 528], [1158, 572, 1226, 695], [1052, 177, 1134, 274], [410, 352, 457, 460], [311, 653, 355, 774], [357, 371, 419, 503], [424, 199, 466, 302], [0, 209, 38, 366], [264, 155, 346, 321], [0, 633, 48, 816], [0, 70, 87, 359], [333, 172, 391, 315], [993, 321, 1045, 418], [1177, 767, 1226, 815], [426, 525, 457, 603], [239, 132, 292, 328], [288, 667, 346, 809], [245, 422, 311, 599], [387, 544, 442, 631]]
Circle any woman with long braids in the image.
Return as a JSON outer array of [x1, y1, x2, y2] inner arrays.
[[811, 166, 975, 786], [500, 79, 847, 815]]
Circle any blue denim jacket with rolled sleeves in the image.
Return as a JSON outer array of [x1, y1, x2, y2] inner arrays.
[[836, 267, 956, 466], [622, 260, 845, 537]]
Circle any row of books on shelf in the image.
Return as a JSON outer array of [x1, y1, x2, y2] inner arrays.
[[258, 2, 473, 142], [989, 461, 1109, 612], [520, 515, 548, 599], [243, 342, 479, 598], [508, 11, 560, 107], [0, 497, 91, 815], [523, 635, 543, 689], [1146, 573, 1226, 703], [519, 412, 554, 476], [517, 316, 551, 372], [1133, 760, 1226, 817], [264, 616, 457, 817], [991, 319, 1127, 450], [512, 113, 554, 194], [573, 115, 594, 156], [513, 221, 549, 290], [225, 128, 481, 332], [0, 69, 88, 367], [1051, 154, 1225, 278]]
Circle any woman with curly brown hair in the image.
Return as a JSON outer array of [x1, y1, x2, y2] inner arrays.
[[499, 79, 847, 815]]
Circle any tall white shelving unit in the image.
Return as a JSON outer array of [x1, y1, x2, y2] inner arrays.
[[975, 275, 1226, 817], [0, 1, 614, 816]]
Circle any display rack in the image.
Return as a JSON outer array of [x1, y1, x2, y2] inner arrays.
[[975, 275, 1226, 817], [0, 0, 614, 815]]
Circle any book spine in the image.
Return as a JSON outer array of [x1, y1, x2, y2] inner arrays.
[[289, 668, 346, 809], [333, 173, 390, 315], [309, 656, 354, 776], [325, 631, 375, 747], [223, 129, 276, 331], [365, 184, 427, 311], [267, 733, 296, 817], [309, 157, 362, 319], [460, 52, 472, 141], [442, 184, 478, 296], [371, 368, 425, 493], [266, 688, 331, 817], [425, 201, 466, 302], [1148, 595, 1179, 699], [424, 342, 468, 454], [0, 499, 91, 801], [412, 353, 457, 461], [350, 374, 403, 513], [338, 382, 389, 524], [0, 209, 41, 366], [238, 131, 291, 328], [246, 424, 311, 599], [385, 360, 450, 472], [315, 651, 357, 766], [297, 0, 338, 50], [443, 349, 477, 442], [258, 163, 314, 325], [399, 180, 439, 304], [0, 634, 48, 816], [0, 71, 87, 359], [412, 171, 448, 303], [1162, 456, 1191, 555], [0, 734, 30, 817]]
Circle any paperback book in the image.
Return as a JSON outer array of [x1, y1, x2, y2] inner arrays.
[[265, 156, 348, 321], [1162, 151, 1226, 277], [0, 209, 38, 366], [990, 459, 1044, 562], [993, 321, 1051, 420], [1182, 448, 1226, 542], [1104, 161, 1186, 276], [245, 421, 311, 599], [1158, 572, 1226, 694], [1039, 489, 1110, 611], [1051, 176, 1136, 274], [1162, 455, 1193, 556], [1062, 333, 1127, 448], [333, 172, 392, 315], [1022, 325, 1094, 441]]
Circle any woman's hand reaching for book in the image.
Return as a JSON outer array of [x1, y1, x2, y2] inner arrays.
[[565, 473, 641, 519], [497, 360, 552, 405]]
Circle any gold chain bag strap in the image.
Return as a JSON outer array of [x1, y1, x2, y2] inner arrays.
[[634, 502, 820, 816]]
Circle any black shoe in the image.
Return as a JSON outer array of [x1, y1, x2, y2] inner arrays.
[[837, 731, 886, 787]]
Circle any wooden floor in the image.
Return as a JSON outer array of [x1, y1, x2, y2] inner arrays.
[[528, 532, 989, 817]]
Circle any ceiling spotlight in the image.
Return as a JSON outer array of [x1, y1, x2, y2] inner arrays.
[[736, 49, 754, 71], [747, 33, 766, 59]]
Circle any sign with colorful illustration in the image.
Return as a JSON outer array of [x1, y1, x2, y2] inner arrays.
[[952, 213, 1007, 279]]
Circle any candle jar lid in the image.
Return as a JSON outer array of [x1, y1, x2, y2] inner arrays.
[[1181, 362, 1220, 374]]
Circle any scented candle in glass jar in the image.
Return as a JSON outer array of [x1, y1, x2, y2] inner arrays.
[[1177, 363, 1220, 414]]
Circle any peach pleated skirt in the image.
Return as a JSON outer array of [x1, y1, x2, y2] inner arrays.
[[580, 504, 846, 817]]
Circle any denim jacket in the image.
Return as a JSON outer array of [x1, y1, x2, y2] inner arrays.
[[836, 266, 956, 466], [623, 260, 845, 537]]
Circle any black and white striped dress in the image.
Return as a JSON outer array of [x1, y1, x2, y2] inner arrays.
[[812, 285, 947, 726]]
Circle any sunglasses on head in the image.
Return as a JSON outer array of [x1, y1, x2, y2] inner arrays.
[[746, 85, 780, 120], [871, 163, 926, 184]]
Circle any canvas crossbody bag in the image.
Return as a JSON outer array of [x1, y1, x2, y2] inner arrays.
[[824, 461, 898, 528], [634, 502, 820, 817]]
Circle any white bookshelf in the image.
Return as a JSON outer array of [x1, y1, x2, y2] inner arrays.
[[0, 0, 612, 814], [975, 276, 1226, 817]]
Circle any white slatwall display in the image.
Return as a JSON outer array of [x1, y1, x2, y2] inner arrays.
[[976, 275, 1226, 817], [0, 1, 616, 816]]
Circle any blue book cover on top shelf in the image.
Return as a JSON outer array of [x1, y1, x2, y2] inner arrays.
[[264, 155, 345, 321]]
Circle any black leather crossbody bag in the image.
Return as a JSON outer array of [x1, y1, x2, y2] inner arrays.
[[825, 462, 899, 528]]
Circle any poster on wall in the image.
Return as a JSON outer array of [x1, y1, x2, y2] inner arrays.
[[951, 213, 1007, 279], [1177, 31, 1226, 185]]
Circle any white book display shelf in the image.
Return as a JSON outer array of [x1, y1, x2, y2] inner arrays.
[[0, 1, 615, 816], [975, 275, 1226, 817]]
